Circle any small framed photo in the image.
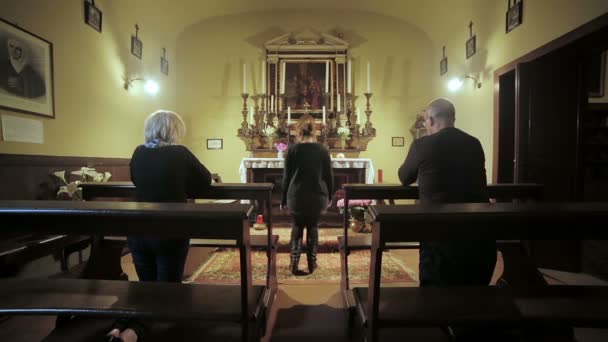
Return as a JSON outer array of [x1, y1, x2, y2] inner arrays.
[[506, 1, 523, 33], [392, 136, 405, 147], [207, 138, 223, 150], [161, 56, 169, 76], [440, 57, 448, 76], [466, 35, 476, 59], [84, 1, 102, 33], [131, 36, 142, 59]]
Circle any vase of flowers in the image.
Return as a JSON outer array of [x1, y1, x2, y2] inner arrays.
[[337, 126, 350, 149], [52, 167, 112, 201], [263, 126, 277, 149], [337, 198, 373, 233], [274, 142, 287, 158]]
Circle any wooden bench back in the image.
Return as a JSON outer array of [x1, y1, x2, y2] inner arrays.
[[0, 200, 262, 340], [361, 202, 608, 341], [341, 183, 544, 247]]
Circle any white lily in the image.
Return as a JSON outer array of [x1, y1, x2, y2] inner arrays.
[[103, 172, 112, 182], [53, 171, 67, 185]]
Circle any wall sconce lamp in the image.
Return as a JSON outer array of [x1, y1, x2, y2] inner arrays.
[[124, 77, 159, 95], [447, 75, 482, 92]]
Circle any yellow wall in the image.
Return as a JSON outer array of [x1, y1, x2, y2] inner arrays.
[[431, 0, 608, 180], [176, 10, 435, 182], [0, 0, 177, 158]]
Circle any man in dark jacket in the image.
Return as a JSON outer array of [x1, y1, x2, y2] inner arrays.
[[398, 98, 496, 286]]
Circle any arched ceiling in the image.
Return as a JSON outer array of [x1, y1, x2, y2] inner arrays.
[[123, 0, 490, 44]]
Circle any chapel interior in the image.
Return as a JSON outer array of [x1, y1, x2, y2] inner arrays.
[[1, 1, 608, 341]]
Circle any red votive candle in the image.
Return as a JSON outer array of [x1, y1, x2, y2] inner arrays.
[[256, 214, 264, 224], [378, 169, 383, 183]]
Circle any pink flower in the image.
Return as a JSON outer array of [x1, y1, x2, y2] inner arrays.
[[336, 199, 372, 208], [274, 142, 287, 152]]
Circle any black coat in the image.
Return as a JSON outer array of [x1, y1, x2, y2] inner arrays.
[[398, 127, 488, 204], [398, 127, 496, 286], [282, 143, 333, 217], [130, 145, 212, 203]]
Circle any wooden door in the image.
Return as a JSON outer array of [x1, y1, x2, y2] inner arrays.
[[515, 45, 585, 272]]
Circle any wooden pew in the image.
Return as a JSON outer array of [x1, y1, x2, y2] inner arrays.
[[0, 200, 268, 341], [352, 202, 608, 342], [79, 181, 278, 291], [339, 183, 544, 291]]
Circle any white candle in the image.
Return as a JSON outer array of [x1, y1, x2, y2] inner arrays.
[[270, 95, 274, 112], [347, 59, 352, 93], [249, 106, 254, 125], [261, 61, 266, 93], [366, 61, 371, 93], [287, 107, 291, 124], [243, 63, 247, 94], [281, 63, 286, 94], [337, 94, 341, 112], [323, 106, 326, 125], [357, 108, 361, 125], [325, 61, 329, 93]]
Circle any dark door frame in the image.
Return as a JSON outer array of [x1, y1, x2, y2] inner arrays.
[[493, 11, 608, 182]]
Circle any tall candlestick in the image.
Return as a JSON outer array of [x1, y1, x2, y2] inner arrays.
[[249, 106, 254, 125], [243, 63, 247, 94], [287, 107, 291, 124], [323, 106, 326, 125], [337, 94, 341, 112], [347, 59, 352, 93], [325, 61, 329, 93], [357, 108, 361, 125], [261, 61, 266, 93], [281, 63, 286, 94], [366, 61, 371, 93], [270, 95, 274, 112]]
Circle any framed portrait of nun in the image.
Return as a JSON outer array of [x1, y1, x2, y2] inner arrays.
[[0, 17, 55, 118]]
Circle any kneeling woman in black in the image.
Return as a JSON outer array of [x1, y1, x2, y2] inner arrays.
[[107, 110, 212, 342], [281, 115, 333, 275]]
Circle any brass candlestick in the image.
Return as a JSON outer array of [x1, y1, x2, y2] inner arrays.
[[240, 93, 250, 132], [363, 92, 375, 136], [258, 93, 267, 128], [346, 93, 358, 129]]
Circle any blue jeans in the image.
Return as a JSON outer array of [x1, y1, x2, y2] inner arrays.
[[127, 237, 190, 282]]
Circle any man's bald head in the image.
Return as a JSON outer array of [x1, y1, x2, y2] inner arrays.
[[423, 98, 456, 134]]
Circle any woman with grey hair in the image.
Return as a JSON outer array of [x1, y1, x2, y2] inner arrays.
[[106, 110, 212, 342]]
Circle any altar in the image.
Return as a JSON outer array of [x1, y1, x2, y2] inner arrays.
[[240, 157, 375, 226]]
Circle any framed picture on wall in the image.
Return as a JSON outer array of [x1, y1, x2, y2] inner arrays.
[[84, 0, 102, 33], [466, 35, 476, 59], [207, 138, 223, 150], [131, 36, 142, 59], [440, 57, 448, 76], [506, 0, 523, 33], [0, 17, 55, 118], [161, 56, 169, 76], [392, 136, 405, 147]]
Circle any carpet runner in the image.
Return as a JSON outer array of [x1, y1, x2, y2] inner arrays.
[[187, 228, 418, 285]]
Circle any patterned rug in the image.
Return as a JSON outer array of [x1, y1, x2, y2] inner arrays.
[[187, 228, 418, 285]]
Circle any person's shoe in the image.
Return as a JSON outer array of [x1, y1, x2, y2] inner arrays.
[[289, 237, 302, 275], [306, 230, 319, 274], [289, 255, 300, 275]]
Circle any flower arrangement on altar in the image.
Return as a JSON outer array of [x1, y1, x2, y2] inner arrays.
[[337, 198, 373, 233], [52, 167, 111, 200], [337, 126, 350, 139], [263, 126, 277, 139], [274, 142, 288, 158]]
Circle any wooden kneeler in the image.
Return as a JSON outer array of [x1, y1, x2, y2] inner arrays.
[[0, 200, 266, 342]]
